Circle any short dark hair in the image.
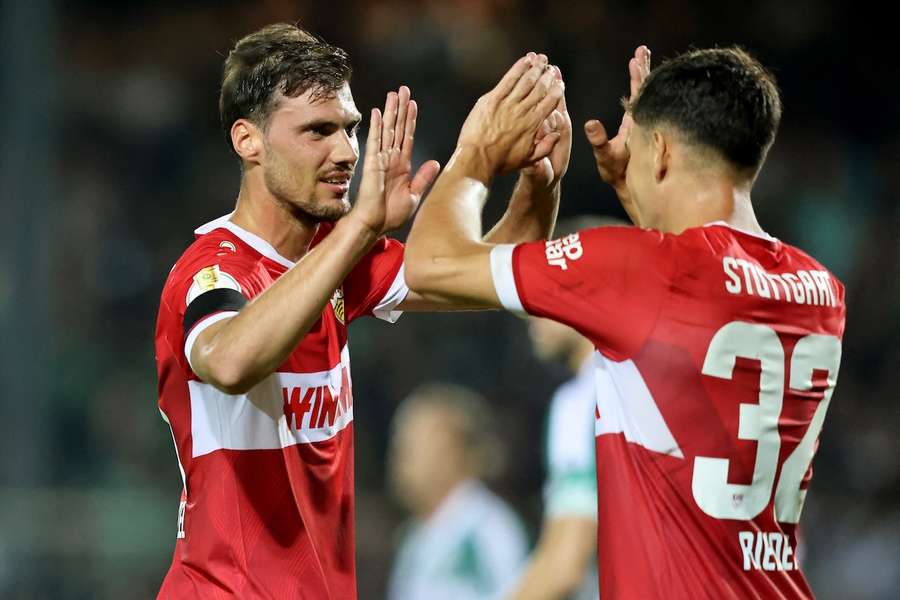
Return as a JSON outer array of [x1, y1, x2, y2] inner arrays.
[[630, 47, 782, 174], [219, 23, 352, 153]]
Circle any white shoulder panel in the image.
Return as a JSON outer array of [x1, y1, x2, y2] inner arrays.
[[594, 352, 684, 459]]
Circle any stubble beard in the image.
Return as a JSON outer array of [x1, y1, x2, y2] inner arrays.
[[264, 155, 351, 224]]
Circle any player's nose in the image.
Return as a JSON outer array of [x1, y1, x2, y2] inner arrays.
[[331, 130, 359, 166]]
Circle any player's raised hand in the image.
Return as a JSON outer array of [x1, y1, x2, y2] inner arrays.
[[380, 86, 441, 232], [351, 87, 441, 235], [522, 68, 572, 187], [584, 45, 651, 223], [456, 53, 565, 176]]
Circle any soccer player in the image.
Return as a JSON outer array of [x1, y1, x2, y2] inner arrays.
[[387, 384, 527, 600], [405, 46, 846, 599], [509, 216, 626, 600], [154, 24, 565, 599]]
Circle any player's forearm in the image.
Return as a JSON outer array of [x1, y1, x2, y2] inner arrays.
[[192, 217, 378, 394], [506, 517, 596, 600], [486, 174, 559, 244], [405, 146, 494, 296], [507, 553, 583, 600]]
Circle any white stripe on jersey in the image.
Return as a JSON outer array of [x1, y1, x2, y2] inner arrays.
[[190, 346, 353, 456], [594, 351, 684, 459], [489, 242, 683, 460], [490, 244, 525, 314], [195, 213, 294, 269], [374, 263, 409, 323], [184, 311, 239, 373]]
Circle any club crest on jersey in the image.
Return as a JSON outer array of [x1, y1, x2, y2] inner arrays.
[[331, 287, 345, 324], [186, 265, 241, 303], [545, 232, 584, 270]]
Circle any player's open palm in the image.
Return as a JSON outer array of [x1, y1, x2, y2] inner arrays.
[[353, 87, 440, 235], [585, 45, 650, 223], [457, 53, 564, 175]]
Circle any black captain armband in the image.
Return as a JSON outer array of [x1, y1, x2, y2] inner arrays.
[[183, 288, 248, 336]]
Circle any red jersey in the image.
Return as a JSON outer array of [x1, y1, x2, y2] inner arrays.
[[155, 214, 408, 599], [490, 222, 845, 599]]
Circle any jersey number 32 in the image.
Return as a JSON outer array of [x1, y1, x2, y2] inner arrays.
[[692, 321, 841, 523]]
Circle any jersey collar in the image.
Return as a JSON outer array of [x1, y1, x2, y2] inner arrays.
[[195, 213, 296, 269], [703, 220, 778, 242]]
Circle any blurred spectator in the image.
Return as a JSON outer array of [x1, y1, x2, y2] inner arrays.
[[387, 383, 527, 600]]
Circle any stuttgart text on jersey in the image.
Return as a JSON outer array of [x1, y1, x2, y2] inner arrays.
[[722, 256, 838, 307]]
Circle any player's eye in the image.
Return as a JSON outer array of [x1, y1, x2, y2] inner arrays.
[[306, 123, 339, 139]]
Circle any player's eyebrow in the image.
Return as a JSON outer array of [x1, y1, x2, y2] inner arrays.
[[298, 114, 361, 133]]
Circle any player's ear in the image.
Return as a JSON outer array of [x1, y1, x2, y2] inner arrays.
[[231, 119, 264, 164], [651, 130, 669, 184]]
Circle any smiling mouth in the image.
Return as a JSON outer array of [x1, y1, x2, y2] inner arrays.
[[320, 172, 352, 186]]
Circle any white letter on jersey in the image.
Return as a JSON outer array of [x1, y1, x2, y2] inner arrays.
[[723, 257, 742, 294], [797, 270, 819, 305], [544, 234, 584, 271], [739, 531, 759, 570], [739, 531, 797, 571]]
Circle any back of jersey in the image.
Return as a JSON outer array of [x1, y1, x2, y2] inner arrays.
[[490, 223, 846, 599]]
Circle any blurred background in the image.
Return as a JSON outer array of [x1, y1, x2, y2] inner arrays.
[[1, 0, 897, 598]]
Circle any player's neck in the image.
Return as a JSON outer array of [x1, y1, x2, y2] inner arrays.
[[659, 175, 764, 237], [231, 176, 319, 262]]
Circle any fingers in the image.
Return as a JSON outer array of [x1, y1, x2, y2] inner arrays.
[[400, 99, 418, 165], [637, 45, 651, 76], [584, 119, 610, 148], [537, 109, 563, 139], [409, 160, 441, 199], [532, 78, 564, 123], [364, 108, 384, 171], [584, 119, 624, 184], [509, 54, 549, 101], [584, 120, 613, 170], [393, 86, 410, 151], [629, 45, 651, 100], [492, 53, 538, 99], [522, 63, 558, 109], [381, 91, 399, 152], [531, 132, 561, 162], [552, 66, 569, 115], [628, 58, 642, 100]]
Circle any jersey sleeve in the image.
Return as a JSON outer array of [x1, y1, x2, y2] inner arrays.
[[161, 242, 264, 374], [542, 385, 598, 519], [490, 226, 673, 361], [343, 236, 408, 324]]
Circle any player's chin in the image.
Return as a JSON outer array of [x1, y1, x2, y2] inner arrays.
[[309, 195, 351, 222]]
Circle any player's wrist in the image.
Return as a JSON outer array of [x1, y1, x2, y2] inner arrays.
[[450, 144, 497, 185], [339, 211, 382, 245], [520, 166, 558, 192]]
